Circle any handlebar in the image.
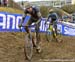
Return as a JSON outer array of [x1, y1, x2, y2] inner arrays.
[[18, 23, 37, 32]]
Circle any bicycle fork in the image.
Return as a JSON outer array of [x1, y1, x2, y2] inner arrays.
[[52, 29, 58, 42]]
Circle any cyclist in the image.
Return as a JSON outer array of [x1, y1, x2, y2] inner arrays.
[[45, 9, 58, 41], [19, 4, 42, 53]]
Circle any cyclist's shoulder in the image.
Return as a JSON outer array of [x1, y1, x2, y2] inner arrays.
[[49, 12, 58, 17], [23, 8, 28, 13], [50, 12, 57, 15], [52, 12, 58, 16], [32, 6, 40, 12]]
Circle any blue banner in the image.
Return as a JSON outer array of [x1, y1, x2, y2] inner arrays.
[[0, 12, 22, 32], [57, 22, 75, 36], [0, 12, 75, 36]]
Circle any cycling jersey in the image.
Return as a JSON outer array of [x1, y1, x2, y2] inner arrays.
[[20, 6, 42, 27], [47, 12, 58, 24], [46, 12, 58, 35], [24, 6, 41, 20]]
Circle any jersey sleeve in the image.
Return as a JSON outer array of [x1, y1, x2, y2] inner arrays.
[[22, 9, 27, 20], [34, 7, 42, 18], [33, 6, 40, 12], [47, 14, 51, 20], [24, 9, 28, 14]]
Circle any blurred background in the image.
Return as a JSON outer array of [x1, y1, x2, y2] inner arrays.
[[0, 0, 74, 23]]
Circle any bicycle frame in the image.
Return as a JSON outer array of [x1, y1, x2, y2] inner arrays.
[[45, 21, 62, 42], [18, 21, 41, 60]]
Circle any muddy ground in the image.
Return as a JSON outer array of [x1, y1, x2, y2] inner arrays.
[[0, 32, 75, 62]]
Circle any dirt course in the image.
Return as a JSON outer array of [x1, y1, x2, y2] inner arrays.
[[0, 32, 75, 62]]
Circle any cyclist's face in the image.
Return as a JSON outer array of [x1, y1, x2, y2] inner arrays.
[[27, 7, 32, 12]]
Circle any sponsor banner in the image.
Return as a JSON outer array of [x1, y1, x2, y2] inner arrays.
[[0, 12, 22, 32], [63, 24, 75, 36], [0, 12, 75, 36], [0, 12, 49, 32]]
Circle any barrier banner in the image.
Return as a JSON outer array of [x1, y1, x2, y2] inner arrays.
[[0, 12, 22, 32], [0, 12, 75, 36], [61, 22, 75, 36], [0, 12, 49, 32]]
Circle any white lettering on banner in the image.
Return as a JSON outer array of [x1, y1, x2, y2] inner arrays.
[[7, 15, 15, 29], [57, 24, 62, 33], [40, 21, 48, 32], [0, 13, 22, 30], [1, 12, 75, 36], [0, 14, 6, 29], [40, 21, 44, 31], [16, 16, 22, 29], [64, 27, 75, 35], [64, 27, 69, 34]]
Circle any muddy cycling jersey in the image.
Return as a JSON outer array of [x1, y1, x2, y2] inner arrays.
[[47, 12, 58, 24], [24, 6, 41, 20]]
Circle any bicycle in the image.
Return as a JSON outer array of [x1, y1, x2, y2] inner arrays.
[[45, 21, 62, 42], [19, 22, 40, 60]]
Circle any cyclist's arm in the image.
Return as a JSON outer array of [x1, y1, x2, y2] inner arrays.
[[45, 14, 51, 24], [19, 9, 28, 26], [47, 14, 51, 21], [36, 12, 42, 24], [20, 14, 26, 25]]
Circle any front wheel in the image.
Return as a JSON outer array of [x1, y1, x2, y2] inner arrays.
[[45, 28, 52, 42], [24, 34, 33, 60], [52, 29, 58, 42], [52, 28, 62, 42]]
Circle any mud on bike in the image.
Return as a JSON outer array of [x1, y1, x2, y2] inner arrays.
[[45, 21, 62, 42], [19, 22, 41, 60]]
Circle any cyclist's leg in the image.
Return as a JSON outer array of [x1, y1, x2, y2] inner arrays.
[[52, 21, 58, 42], [54, 21, 57, 35], [25, 17, 37, 47], [54, 21, 62, 42], [24, 16, 34, 60], [28, 17, 41, 53], [52, 26, 57, 38], [51, 21, 57, 39], [35, 21, 40, 44], [35, 20, 41, 53]]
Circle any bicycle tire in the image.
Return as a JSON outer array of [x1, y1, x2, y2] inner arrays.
[[52, 28, 62, 42], [52, 29, 58, 42], [24, 34, 33, 60], [45, 28, 52, 42], [56, 29, 62, 42], [46, 26, 57, 42]]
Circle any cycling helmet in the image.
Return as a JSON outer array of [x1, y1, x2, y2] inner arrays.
[[49, 9, 54, 13], [25, 3, 32, 9]]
